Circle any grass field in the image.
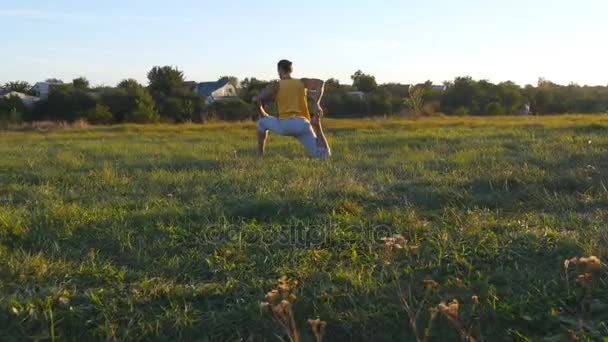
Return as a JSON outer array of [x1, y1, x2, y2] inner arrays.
[[1, 115, 607, 341]]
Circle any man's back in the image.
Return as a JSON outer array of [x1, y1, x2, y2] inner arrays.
[[276, 79, 310, 120]]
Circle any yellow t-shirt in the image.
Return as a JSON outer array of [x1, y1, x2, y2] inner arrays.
[[276, 79, 310, 120]]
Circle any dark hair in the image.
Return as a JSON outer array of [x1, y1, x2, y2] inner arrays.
[[277, 59, 293, 73]]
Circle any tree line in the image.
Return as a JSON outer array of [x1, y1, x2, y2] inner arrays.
[[1, 66, 608, 125]]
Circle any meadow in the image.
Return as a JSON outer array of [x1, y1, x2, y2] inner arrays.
[[0, 115, 607, 341]]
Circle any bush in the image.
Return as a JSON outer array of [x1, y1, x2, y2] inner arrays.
[[453, 107, 469, 116], [31, 87, 97, 122], [0, 95, 27, 124], [158, 95, 204, 123], [210, 99, 254, 121], [100, 82, 159, 123], [422, 100, 441, 116], [82, 104, 113, 124], [484, 102, 506, 115], [367, 90, 392, 116], [323, 93, 367, 118], [125, 108, 159, 124]]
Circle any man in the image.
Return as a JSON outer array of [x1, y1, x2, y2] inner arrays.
[[255, 59, 331, 157]]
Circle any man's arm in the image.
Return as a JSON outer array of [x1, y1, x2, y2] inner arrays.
[[253, 81, 279, 117], [302, 78, 325, 117]]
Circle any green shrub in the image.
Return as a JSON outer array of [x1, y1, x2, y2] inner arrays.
[[0, 95, 27, 124], [82, 104, 114, 124], [211, 99, 254, 121], [484, 102, 506, 116], [101, 81, 159, 123], [452, 107, 469, 116]]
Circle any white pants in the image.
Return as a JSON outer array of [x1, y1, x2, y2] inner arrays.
[[257, 116, 331, 157]]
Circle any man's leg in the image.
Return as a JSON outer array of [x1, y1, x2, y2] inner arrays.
[[256, 116, 283, 156], [257, 130, 268, 156], [311, 117, 331, 155], [283, 118, 329, 158]]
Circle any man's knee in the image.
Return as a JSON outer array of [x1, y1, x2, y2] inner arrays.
[[256, 119, 268, 133], [314, 147, 332, 158]]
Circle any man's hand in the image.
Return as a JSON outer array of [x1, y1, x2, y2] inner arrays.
[[253, 96, 270, 118], [312, 103, 324, 117]]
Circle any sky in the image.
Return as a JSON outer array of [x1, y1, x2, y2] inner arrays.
[[1, 0, 607, 87]]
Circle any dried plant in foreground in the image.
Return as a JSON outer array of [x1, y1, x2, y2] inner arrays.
[[261, 276, 300, 342], [563, 255, 603, 334], [382, 234, 418, 265], [308, 319, 327, 342], [396, 280, 440, 342], [436, 299, 478, 342]]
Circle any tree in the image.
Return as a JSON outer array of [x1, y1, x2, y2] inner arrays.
[[351, 70, 377, 93], [219, 76, 239, 88], [124, 85, 159, 123], [82, 104, 113, 124], [72, 77, 90, 90], [0, 95, 28, 123], [403, 86, 425, 116], [484, 102, 506, 115], [325, 78, 341, 92], [239, 78, 270, 103], [440, 77, 480, 114], [147, 66, 187, 99], [32, 86, 97, 121], [496, 81, 525, 114], [4, 81, 32, 94], [367, 89, 392, 116], [100, 79, 158, 123], [160, 94, 204, 123], [45, 78, 63, 83], [118, 78, 142, 89], [209, 99, 254, 121], [146, 66, 204, 122]]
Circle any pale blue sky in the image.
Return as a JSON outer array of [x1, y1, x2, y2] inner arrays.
[[1, 0, 607, 87]]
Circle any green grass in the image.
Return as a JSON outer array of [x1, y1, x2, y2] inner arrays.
[[1, 115, 607, 341]]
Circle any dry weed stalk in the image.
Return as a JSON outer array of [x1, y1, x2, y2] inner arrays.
[[397, 280, 438, 342], [261, 276, 301, 342], [262, 276, 328, 342], [308, 319, 327, 342], [563, 255, 602, 330], [436, 298, 479, 342], [382, 234, 417, 265]]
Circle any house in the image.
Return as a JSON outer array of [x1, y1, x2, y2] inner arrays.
[[431, 85, 447, 92], [346, 91, 365, 99], [309, 90, 365, 99], [0, 91, 40, 108], [515, 103, 531, 115], [193, 81, 238, 104], [31, 80, 64, 99]]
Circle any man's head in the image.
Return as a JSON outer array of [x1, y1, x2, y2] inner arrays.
[[277, 59, 293, 79]]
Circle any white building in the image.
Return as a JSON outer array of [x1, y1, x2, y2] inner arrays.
[[193, 81, 238, 104], [31, 80, 64, 99], [0, 91, 40, 108]]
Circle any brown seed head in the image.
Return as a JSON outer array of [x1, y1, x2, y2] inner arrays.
[[447, 300, 459, 319], [424, 280, 439, 289], [581, 256, 601, 273], [308, 319, 327, 335], [265, 290, 279, 304], [577, 272, 593, 285]]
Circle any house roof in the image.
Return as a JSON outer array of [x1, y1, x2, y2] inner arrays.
[[183, 81, 197, 89], [194, 81, 229, 97], [0, 91, 40, 101], [33, 81, 64, 88]]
